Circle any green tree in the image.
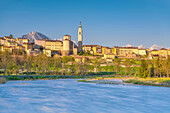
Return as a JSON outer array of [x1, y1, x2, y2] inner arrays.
[[9, 34, 13, 37], [78, 51, 84, 55], [39, 46, 43, 52], [147, 62, 154, 78], [124, 59, 131, 72], [93, 59, 100, 72], [138, 59, 148, 78], [153, 57, 161, 77], [24, 55, 33, 75], [113, 58, 120, 73], [52, 57, 61, 75], [0, 51, 11, 75]]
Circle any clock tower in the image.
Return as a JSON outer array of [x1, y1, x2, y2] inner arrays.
[[78, 21, 83, 52]]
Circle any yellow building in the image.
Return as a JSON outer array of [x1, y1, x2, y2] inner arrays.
[[45, 40, 63, 52], [159, 48, 168, 57], [111, 48, 116, 54], [5, 40, 17, 48], [83, 45, 93, 52], [102, 46, 111, 54], [138, 49, 147, 56], [1, 46, 13, 53], [83, 45, 102, 55], [4, 36, 15, 42], [0, 37, 6, 45], [151, 49, 159, 55], [16, 38, 24, 45], [168, 48, 170, 56], [104, 53, 115, 59], [112, 46, 119, 55], [23, 43, 34, 54], [23, 39, 29, 43], [118, 47, 138, 56]]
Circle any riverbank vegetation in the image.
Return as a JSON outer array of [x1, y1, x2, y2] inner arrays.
[[124, 78, 170, 87], [0, 51, 169, 79], [0, 78, 6, 84], [78, 77, 170, 87]]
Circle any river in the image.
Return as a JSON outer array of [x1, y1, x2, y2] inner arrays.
[[0, 79, 170, 113]]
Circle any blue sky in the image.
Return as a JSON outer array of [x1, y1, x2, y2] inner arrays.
[[0, 0, 170, 48]]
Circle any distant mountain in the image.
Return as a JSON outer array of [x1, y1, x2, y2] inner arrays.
[[138, 45, 146, 49], [150, 44, 163, 50], [20, 31, 51, 43], [125, 44, 132, 47]]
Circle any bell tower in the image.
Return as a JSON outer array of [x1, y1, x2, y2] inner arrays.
[[78, 21, 83, 52]]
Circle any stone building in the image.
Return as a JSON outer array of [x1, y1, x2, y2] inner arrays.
[[138, 49, 147, 56], [116, 47, 139, 56], [35, 39, 47, 47], [83, 45, 102, 55], [159, 48, 168, 57], [0, 37, 6, 45], [151, 49, 159, 55], [102, 46, 111, 54], [62, 35, 78, 56], [45, 40, 63, 54]]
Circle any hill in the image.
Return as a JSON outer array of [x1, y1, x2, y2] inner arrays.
[[20, 31, 51, 43]]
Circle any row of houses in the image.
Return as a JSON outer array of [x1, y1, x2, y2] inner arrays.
[[83, 45, 170, 59], [0, 36, 35, 54], [0, 35, 79, 57], [0, 36, 169, 60]]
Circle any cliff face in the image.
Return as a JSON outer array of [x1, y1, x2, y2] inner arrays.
[[20, 31, 51, 43]]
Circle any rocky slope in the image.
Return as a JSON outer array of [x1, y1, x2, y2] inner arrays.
[[20, 31, 51, 43]]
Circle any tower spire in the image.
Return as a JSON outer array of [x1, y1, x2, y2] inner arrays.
[[78, 21, 83, 53], [79, 21, 82, 28]]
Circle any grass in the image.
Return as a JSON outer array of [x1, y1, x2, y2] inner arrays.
[[124, 78, 170, 87], [2, 75, 105, 81], [78, 76, 170, 87]]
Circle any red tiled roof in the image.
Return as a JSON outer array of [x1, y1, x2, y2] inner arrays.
[[0, 37, 5, 40], [45, 40, 62, 42], [102, 46, 111, 49], [138, 49, 146, 50], [83, 45, 99, 47], [152, 49, 158, 51], [119, 47, 138, 49], [64, 35, 71, 37], [4, 36, 14, 39], [23, 42, 34, 45], [113, 46, 119, 48], [2, 46, 12, 48], [160, 48, 167, 50]]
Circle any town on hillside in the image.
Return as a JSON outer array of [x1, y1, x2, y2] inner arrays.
[[0, 22, 170, 63]]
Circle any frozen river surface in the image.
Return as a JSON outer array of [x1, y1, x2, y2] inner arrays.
[[0, 79, 170, 113]]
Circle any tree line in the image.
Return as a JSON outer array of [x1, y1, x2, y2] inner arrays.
[[0, 50, 169, 78]]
